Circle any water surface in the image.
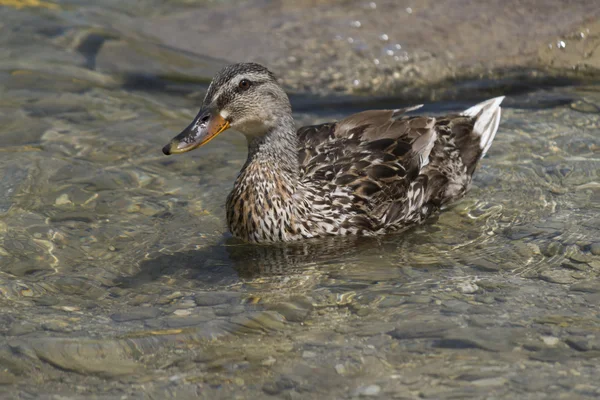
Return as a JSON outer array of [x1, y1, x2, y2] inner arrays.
[[0, 1, 599, 399]]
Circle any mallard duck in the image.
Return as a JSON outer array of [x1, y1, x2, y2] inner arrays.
[[163, 63, 503, 243]]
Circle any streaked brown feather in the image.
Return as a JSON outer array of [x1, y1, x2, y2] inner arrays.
[[294, 106, 475, 236]]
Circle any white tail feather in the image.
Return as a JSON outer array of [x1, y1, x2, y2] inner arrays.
[[462, 96, 504, 159]]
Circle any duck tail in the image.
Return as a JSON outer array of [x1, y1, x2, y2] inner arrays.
[[461, 96, 504, 160]]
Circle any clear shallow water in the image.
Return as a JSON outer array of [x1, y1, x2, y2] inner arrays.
[[1, 1, 600, 399]]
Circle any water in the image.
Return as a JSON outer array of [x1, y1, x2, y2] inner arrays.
[[1, 1, 600, 399]]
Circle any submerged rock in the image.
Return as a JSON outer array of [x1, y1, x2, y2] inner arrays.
[[353, 384, 381, 397], [139, 0, 600, 96], [14, 338, 144, 378], [111, 307, 162, 322], [390, 321, 458, 340]]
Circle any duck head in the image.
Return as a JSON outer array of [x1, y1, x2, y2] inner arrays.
[[162, 63, 291, 155]]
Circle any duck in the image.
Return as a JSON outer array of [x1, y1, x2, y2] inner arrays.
[[162, 63, 504, 243]]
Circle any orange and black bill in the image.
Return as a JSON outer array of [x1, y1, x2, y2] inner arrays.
[[162, 109, 230, 155]]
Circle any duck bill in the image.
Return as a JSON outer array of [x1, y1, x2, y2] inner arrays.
[[162, 110, 230, 155]]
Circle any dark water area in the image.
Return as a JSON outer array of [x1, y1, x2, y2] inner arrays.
[[0, 1, 599, 399]]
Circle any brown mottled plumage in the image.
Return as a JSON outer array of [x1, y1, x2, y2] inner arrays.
[[163, 63, 504, 243]]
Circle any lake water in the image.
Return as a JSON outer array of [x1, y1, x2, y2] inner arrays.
[[0, 1, 599, 399]]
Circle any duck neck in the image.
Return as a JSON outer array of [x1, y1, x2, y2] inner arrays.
[[227, 113, 300, 241], [243, 114, 299, 183]]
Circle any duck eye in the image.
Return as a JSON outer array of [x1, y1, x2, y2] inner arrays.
[[238, 79, 252, 90]]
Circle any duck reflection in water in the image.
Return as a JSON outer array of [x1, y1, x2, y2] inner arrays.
[[116, 231, 427, 289], [114, 213, 451, 294]]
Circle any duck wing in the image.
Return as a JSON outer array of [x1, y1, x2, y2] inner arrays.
[[296, 106, 437, 231], [297, 106, 435, 183], [295, 97, 504, 233]]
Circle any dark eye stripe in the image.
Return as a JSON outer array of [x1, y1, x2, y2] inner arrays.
[[234, 79, 265, 94], [215, 80, 266, 108]]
